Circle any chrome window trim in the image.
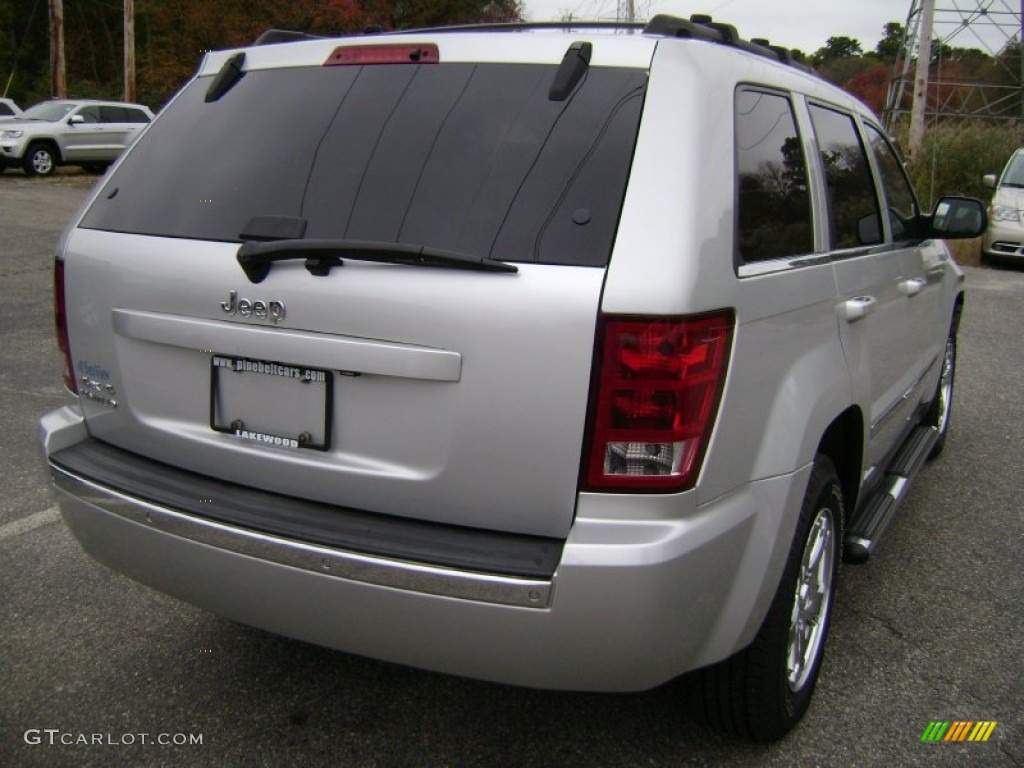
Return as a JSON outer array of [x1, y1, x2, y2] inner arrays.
[[737, 253, 831, 278]]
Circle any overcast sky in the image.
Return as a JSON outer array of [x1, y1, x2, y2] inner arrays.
[[520, 0, 1018, 56]]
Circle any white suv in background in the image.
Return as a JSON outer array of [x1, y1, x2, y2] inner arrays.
[[40, 15, 986, 742], [0, 98, 153, 176], [0, 97, 22, 118]]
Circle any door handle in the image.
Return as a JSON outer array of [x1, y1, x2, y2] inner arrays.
[[899, 277, 927, 297], [842, 296, 877, 322]]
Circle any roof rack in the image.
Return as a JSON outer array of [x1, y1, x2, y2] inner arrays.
[[395, 21, 646, 35], [250, 15, 813, 76], [643, 14, 813, 74], [253, 29, 322, 46]]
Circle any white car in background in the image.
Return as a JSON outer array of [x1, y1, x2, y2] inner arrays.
[[983, 148, 1024, 264]]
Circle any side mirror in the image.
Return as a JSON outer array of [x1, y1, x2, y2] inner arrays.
[[982, 174, 997, 189], [68, 114, 84, 126], [924, 196, 987, 239]]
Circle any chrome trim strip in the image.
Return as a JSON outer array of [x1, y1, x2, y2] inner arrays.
[[51, 465, 552, 609], [869, 356, 938, 436], [737, 253, 832, 278], [112, 309, 462, 382]]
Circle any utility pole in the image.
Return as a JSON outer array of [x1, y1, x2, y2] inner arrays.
[[124, 0, 136, 102], [908, 0, 934, 157], [49, 0, 66, 98]]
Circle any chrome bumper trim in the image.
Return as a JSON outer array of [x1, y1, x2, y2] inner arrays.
[[51, 465, 553, 609]]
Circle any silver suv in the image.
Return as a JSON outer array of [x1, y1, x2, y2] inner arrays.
[[1, 98, 153, 176], [39, 16, 985, 741]]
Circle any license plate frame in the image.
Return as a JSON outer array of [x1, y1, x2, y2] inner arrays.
[[209, 354, 333, 452]]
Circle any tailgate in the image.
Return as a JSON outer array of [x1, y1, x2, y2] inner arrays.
[[62, 38, 649, 539], [63, 231, 604, 539]]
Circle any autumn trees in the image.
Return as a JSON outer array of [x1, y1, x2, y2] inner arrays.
[[2, 0, 522, 109]]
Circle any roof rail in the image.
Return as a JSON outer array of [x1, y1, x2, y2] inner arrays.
[[253, 29, 322, 46], [250, 17, 814, 77], [642, 14, 812, 74], [395, 21, 646, 35]]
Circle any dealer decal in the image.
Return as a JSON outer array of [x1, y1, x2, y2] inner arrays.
[[233, 429, 301, 449]]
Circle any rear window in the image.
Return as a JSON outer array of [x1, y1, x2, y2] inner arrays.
[[80, 60, 647, 267]]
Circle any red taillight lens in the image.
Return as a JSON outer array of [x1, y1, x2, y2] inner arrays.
[[324, 44, 439, 66], [54, 259, 77, 394], [583, 311, 734, 492]]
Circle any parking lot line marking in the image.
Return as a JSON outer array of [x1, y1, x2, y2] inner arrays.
[[0, 507, 61, 541]]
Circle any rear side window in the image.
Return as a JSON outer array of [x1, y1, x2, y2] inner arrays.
[[0, 103, 14, 116], [80, 61, 646, 267], [734, 88, 813, 262], [100, 106, 148, 123], [808, 104, 881, 250]]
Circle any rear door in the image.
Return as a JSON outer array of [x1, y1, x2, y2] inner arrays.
[[811, 104, 933, 473], [64, 40, 651, 540]]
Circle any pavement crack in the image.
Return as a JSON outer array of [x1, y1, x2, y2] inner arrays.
[[998, 743, 1022, 766], [0, 386, 67, 401]]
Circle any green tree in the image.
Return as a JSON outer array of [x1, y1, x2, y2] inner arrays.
[[875, 22, 904, 62], [812, 36, 863, 67]]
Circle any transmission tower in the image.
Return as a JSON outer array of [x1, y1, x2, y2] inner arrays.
[[884, 0, 1024, 128]]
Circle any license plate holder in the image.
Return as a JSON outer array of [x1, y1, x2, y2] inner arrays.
[[209, 355, 332, 451]]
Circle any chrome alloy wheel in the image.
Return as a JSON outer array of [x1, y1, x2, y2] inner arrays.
[[786, 508, 835, 692], [30, 148, 54, 175], [935, 337, 955, 434]]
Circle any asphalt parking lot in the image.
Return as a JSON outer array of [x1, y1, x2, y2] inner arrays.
[[0, 172, 1021, 767]]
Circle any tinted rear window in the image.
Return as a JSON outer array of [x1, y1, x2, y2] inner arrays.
[[81, 61, 646, 267]]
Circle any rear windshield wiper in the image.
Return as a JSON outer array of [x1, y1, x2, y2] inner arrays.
[[236, 239, 518, 283]]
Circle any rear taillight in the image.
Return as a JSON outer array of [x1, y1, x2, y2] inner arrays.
[[54, 259, 77, 394], [583, 311, 734, 492]]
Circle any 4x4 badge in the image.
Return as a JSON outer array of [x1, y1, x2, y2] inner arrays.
[[220, 290, 286, 324]]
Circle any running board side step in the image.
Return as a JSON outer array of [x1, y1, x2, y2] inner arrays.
[[843, 424, 938, 564]]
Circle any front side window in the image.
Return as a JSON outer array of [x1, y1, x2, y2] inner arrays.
[[76, 106, 101, 124], [734, 88, 813, 262], [864, 124, 919, 241], [808, 105, 881, 250]]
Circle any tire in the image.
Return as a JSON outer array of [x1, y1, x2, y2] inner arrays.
[[925, 313, 959, 460], [697, 455, 843, 742], [23, 143, 57, 177]]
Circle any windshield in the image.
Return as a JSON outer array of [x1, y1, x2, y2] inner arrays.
[[1001, 151, 1024, 187], [21, 101, 77, 122], [80, 61, 646, 267]]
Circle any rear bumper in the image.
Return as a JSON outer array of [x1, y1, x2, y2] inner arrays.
[[42, 405, 808, 692]]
